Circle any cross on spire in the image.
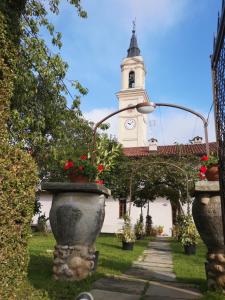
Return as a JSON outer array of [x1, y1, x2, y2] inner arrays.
[[127, 20, 140, 57], [132, 19, 136, 32]]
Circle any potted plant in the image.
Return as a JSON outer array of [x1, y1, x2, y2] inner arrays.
[[156, 225, 164, 236], [134, 218, 145, 240], [37, 214, 49, 234], [117, 214, 136, 250], [198, 155, 219, 181], [180, 216, 199, 255], [64, 155, 104, 183]]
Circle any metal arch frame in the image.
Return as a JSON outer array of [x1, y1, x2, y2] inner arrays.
[[92, 102, 210, 164], [154, 102, 209, 156], [128, 161, 190, 216]]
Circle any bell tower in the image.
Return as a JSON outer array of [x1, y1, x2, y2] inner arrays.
[[116, 24, 149, 147]]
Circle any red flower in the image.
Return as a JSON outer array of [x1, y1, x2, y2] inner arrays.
[[78, 165, 84, 171], [98, 164, 104, 172], [201, 155, 208, 161], [95, 180, 104, 184], [200, 165, 207, 174], [64, 160, 74, 171], [80, 155, 87, 160]]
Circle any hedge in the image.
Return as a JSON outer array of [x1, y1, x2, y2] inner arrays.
[[0, 144, 40, 298]]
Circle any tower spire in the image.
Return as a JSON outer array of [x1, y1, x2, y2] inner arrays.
[[127, 20, 140, 57]]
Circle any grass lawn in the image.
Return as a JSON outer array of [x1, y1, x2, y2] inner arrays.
[[171, 239, 225, 300], [28, 233, 150, 299]]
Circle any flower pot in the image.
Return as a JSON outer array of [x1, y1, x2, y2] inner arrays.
[[184, 244, 196, 255], [68, 173, 90, 183], [122, 241, 134, 250], [205, 165, 219, 181], [41, 182, 110, 281]]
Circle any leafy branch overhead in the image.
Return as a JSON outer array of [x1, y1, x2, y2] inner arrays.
[[8, 0, 93, 179]]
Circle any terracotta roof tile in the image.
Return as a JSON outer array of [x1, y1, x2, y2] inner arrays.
[[123, 142, 217, 157]]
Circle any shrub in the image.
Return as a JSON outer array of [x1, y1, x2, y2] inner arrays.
[[0, 144, 38, 298], [37, 213, 49, 234], [134, 219, 145, 239], [117, 214, 136, 243]]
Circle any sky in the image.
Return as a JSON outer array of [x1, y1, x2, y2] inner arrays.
[[45, 0, 222, 145]]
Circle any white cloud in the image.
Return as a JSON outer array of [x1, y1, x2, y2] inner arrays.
[[83, 108, 118, 138], [149, 110, 216, 145]]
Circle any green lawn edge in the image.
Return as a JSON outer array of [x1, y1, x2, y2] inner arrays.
[[27, 233, 150, 299], [170, 238, 225, 300]]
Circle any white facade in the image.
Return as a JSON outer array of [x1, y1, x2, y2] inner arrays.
[[33, 193, 173, 236]]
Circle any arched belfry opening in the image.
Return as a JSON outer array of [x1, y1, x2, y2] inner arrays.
[[129, 71, 135, 88]]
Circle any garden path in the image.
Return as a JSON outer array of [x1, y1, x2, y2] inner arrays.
[[90, 237, 202, 300]]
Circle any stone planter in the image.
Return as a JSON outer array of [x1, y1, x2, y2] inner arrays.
[[193, 181, 225, 291], [41, 182, 110, 281]]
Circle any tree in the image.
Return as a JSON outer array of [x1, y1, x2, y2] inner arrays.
[[106, 154, 199, 221], [8, 0, 92, 179], [0, 1, 90, 297]]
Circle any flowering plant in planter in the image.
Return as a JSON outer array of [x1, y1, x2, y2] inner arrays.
[[116, 214, 136, 243], [198, 155, 218, 181], [64, 155, 104, 183], [180, 219, 199, 247]]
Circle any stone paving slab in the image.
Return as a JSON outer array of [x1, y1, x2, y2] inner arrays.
[[125, 267, 176, 282], [144, 281, 202, 299], [90, 289, 140, 300], [92, 276, 146, 295], [90, 237, 202, 299], [132, 264, 173, 273], [136, 261, 173, 267]]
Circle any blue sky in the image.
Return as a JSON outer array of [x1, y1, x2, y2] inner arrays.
[[45, 0, 222, 145]]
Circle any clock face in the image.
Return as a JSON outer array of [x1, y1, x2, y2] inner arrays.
[[125, 119, 136, 130]]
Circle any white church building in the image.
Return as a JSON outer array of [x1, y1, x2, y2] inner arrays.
[[34, 28, 216, 236]]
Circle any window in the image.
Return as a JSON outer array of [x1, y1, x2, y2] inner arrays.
[[129, 71, 135, 88], [119, 199, 126, 218]]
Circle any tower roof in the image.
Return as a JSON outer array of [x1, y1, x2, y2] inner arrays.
[[127, 25, 140, 57]]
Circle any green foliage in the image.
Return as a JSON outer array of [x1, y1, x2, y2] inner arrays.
[[0, 144, 38, 299], [95, 135, 122, 180], [145, 214, 152, 236], [117, 214, 136, 243], [107, 155, 199, 215], [0, 1, 89, 298], [0, 9, 15, 142], [177, 215, 199, 246], [134, 218, 145, 238], [37, 214, 49, 234], [201, 155, 218, 168], [6, 0, 91, 180]]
